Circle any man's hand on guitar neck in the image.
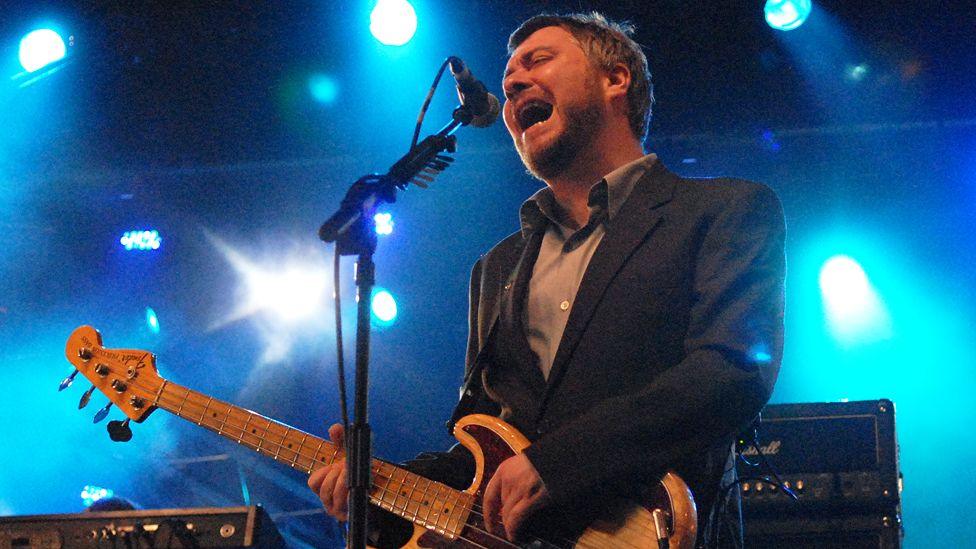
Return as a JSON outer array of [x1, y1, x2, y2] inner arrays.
[[308, 423, 349, 521], [482, 453, 552, 542]]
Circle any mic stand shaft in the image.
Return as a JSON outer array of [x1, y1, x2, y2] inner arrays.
[[319, 106, 473, 549]]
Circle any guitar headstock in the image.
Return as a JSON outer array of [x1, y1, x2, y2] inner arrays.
[[64, 325, 162, 423]]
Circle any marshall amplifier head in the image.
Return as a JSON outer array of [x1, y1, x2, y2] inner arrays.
[[736, 399, 902, 516]]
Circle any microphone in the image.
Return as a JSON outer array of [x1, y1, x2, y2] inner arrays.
[[448, 56, 501, 128]]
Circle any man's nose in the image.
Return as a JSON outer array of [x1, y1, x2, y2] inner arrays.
[[503, 74, 531, 101]]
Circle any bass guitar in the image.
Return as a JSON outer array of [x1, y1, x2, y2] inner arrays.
[[63, 325, 697, 548]]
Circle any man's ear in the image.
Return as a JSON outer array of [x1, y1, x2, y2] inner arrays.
[[604, 62, 631, 102]]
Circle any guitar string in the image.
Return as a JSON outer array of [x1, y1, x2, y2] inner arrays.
[[90, 375, 661, 549]]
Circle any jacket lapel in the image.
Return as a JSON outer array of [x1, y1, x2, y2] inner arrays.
[[498, 229, 548, 394], [543, 162, 678, 398]]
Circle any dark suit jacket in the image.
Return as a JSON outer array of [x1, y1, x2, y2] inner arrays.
[[407, 160, 786, 543]]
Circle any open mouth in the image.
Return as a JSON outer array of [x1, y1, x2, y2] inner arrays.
[[516, 100, 554, 132]]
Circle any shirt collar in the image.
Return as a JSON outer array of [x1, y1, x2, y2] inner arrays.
[[518, 153, 659, 238]]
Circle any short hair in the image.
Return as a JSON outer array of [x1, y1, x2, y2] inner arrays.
[[508, 12, 654, 141]]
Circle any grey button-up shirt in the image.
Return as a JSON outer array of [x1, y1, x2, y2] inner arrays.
[[519, 153, 659, 379]]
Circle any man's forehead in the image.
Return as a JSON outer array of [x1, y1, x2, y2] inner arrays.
[[507, 26, 579, 62]]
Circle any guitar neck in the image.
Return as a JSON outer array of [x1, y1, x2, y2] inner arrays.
[[152, 380, 470, 534]]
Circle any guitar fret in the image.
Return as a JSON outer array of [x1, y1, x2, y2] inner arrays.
[[379, 464, 392, 513], [445, 486, 460, 535], [199, 396, 213, 426], [310, 440, 326, 472], [239, 414, 251, 445], [176, 387, 190, 416], [292, 433, 308, 469], [420, 477, 434, 529], [273, 427, 288, 461], [389, 465, 404, 515], [433, 483, 448, 533], [255, 417, 267, 454], [216, 403, 230, 436], [152, 380, 169, 407], [409, 473, 422, 521]]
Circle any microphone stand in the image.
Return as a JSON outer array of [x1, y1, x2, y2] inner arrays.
[[318, 105, 476, 549]]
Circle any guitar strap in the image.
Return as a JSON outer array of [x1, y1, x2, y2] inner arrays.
[[445, 325, 497, 433]]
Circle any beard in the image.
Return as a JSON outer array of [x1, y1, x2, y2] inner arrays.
[[516, 92, 603, 182]]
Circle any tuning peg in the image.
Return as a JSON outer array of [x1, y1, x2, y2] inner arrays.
[[93, 402, 112, 423], [78, 385, 96, 409], [107, 419, 132, 442], [59, 370, 80, 391]]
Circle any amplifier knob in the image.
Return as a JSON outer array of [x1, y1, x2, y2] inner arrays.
[[220, 524, 236, 538]]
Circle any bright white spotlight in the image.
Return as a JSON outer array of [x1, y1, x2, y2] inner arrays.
[[19, 29, 67, 73], [819, 255, 891, 344], [369, 0, 418, 46], [764, 0, 812, 31], [245, 266, 328, 325], [371, 289, 398, 325], [374, 212, 394, 235]]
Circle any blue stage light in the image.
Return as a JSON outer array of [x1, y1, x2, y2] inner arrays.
[[369, 0, 418, 46], [374, 212, 394, 235], [764, 0, 812, 31], [145, 307, 160, 334], [121, 230, 162, 251], [81, 485, 114, 507], [371, 289, 398, 325], [308, 73, 339, 104], [19, 29, 66, 73]]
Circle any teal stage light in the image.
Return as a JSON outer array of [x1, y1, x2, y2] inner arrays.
[[145, 307, 160, 334], [764, 0, 812, 31], [371, 288, 398, 325], [369, 0, 418, 46], [308, 73, 339, 104], [19, 29, 66, 73], [81, 485, 114, 507]]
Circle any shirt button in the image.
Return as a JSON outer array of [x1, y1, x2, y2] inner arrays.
[[559, 300, 570, 311]]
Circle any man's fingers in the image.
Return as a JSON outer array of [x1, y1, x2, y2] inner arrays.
[[331, 466, 349, 520], [328, 423, 345, 445], [482, 474, 503, 535], [502, 498, 533, 541], [320, 466, 344, 514], [307, 465, 328, 493]]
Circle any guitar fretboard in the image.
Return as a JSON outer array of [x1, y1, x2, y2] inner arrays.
[[151, 380, 473, 538]]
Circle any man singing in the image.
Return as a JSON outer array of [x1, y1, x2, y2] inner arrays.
[[310, 12, 785, 548]]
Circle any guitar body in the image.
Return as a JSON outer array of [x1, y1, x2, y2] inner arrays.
[[401, 414, 697, 549]]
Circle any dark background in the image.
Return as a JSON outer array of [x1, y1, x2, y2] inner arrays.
[[1, 1, 974, 546]]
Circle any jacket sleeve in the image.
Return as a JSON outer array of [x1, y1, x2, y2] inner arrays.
[[522, 183, 786, 506]]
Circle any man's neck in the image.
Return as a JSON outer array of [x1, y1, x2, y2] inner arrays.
[[545, 138, 645, 229]]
